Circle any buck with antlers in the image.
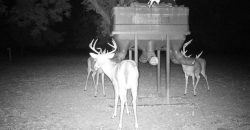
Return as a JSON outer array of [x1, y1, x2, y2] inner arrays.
[[180, 40, 210, 96], [89, 39, 139, 130], [84, 39, 106, 97]]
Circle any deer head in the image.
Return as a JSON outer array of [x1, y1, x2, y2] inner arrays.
[[89, 39, 117, 69]]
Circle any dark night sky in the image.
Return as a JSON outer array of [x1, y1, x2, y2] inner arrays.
[[179, 0, 250, 53]]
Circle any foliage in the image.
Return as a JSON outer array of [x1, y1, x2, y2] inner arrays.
[[0, 0, 6, 15], [82, 0, 117, 36], [42, 28, 65, 46], [9, 0, 71, 37], [69, 11, 97, 48]]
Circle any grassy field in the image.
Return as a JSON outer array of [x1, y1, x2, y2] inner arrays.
[[0, 53, 249, 130]]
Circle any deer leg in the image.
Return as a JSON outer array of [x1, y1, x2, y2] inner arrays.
[[112, 94, 118, 118], [101, 73, 106, 97], [94, 72, 99, 97], [184, 74, 189, 95], [84, 70, 91, 91], [125, 101, 130, 115], [118, 89, 127, 130], [125, 89, 130, 115], [194, 75, 200, 96], [202, 73, 210, 91], [192, 75, 196, 96], [131, 86, 138, 129], [112, 84, 119, 118], [91, 71, 96, 85]]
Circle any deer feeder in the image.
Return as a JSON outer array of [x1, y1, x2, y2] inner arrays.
[[111, 3, 192, 100]]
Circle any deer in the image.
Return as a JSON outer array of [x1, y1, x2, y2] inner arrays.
[[84, 39, 106, 97], [148, 0, 160, 7], [89, 39, 139, 130], [180, 40, 210, 96], [84, 57, 106, 97]]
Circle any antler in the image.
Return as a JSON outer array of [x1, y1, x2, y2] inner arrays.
[[103, 49, 107, 54], [96, 48, 103, 53], [196, 51, 203, 59], [181, 39, 193, 58], [89, 39, 100, 54], [106, 39, 117, 54]]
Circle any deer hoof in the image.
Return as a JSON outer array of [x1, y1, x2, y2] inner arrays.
[[135, 124, 139, 129], [118, 124, 122, 130]]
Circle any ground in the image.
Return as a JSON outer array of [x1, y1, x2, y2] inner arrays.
[[0, 54, 249, 130]]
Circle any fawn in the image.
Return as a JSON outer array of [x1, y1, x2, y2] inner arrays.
[[89, 39, 139, 130], [180, 40, 210, 96]]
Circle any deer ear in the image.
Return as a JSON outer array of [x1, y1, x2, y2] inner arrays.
[[89, 53, 98, 59], [107, 53, 115, 59]]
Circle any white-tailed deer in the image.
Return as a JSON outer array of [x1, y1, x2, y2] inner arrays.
[[180, 40, 210, 96], [148, 0, 160, 7], [89, 39, 139, 130], [84, 55, 105, 97]]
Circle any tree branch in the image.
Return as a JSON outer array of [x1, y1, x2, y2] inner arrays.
[[87, 0, 111, 25]]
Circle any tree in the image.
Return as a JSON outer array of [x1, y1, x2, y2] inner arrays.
[[0, 0, 6, 15], [82, 0, 115, 36], [82, 0, 136, 36], [9, 0, 71, 37], [0, 0, 72, 53]]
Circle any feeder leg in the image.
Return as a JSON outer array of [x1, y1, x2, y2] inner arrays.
[[134, 34, 139, 97], [157, 50, 161, 93], [166, 36, 170, 104], [134, 34, 138, 66]]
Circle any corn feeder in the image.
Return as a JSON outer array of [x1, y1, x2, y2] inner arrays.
[[111, 3, 193, 103]]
